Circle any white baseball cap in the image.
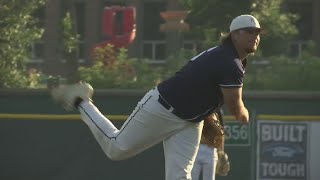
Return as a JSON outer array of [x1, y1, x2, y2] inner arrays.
[[229, 14, 261, 32]]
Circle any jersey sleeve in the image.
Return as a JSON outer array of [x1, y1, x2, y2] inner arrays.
[[219, 58, 245, 88]]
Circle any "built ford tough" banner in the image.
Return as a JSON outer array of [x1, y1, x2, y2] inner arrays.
[[257, 121, 308, 180]]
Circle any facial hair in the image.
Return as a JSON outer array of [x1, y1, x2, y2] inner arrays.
[[245, 47, 256, 54]]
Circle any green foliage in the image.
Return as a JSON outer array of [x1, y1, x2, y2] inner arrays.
[[62, 12, 80, 54], [61, 11, 81, 83], [164, 46, 320, 91], [251, 0, 298, 56], [180, 0, 251, 31], [180, 0, 299, 57], [77, 43, 320, 91], [77, 44, 198, 89], [200, 28, 221, 50], [0, 0, 45, 88], [0, 68, 41, 88], [180, 0, 251, 41], [161, 49, 196, 80], [245, 45, 320, 90], [78, 45, 162, 89]]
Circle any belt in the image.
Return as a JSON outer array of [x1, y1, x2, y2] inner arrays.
[[158, 95, 178, 115], [157, 94, 202, 123]]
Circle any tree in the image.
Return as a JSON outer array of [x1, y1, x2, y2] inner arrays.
[[251, 0, 298, 56], [179, 0, 298, 57], [180, 0, 251, 31], [62, 11, 80, 83], [0, 0, 45, 88], [179, 0, 251, 42]]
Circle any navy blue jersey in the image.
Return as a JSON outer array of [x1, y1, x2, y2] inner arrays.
[[157, 40, 246, 122]]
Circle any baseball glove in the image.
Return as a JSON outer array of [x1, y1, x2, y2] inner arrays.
[[200, 112, 224, 148], [216, 151, 230, 176]]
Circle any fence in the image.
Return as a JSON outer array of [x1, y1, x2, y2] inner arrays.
[[0, 89, 319, 180]]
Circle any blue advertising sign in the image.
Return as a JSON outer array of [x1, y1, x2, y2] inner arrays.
[[257, 121, 308, 180]]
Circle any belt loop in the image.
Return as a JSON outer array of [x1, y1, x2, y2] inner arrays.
[[168, 107, 174, 112], [158, 95, 173, 112]]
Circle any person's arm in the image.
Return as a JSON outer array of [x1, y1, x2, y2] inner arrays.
[[217, 136, 225, 151], [221, 87, 249, 123]]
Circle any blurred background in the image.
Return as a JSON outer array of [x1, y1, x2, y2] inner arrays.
[[0, 0, 319, 180], [1, 0, 320, 90]]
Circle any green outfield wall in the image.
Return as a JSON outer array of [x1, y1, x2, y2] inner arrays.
[[0, 89, 319, 180]]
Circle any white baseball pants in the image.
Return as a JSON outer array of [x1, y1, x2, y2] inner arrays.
[[78, 88, 203, 180], [191, 144, 218, 180]]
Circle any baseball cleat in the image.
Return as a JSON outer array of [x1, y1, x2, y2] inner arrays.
[[51, 82, 94, 111]]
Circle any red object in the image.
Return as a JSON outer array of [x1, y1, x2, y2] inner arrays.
[[96, 6, 136, 49]]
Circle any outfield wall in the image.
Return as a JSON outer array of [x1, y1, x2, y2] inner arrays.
[[0, 89, 319, 180]]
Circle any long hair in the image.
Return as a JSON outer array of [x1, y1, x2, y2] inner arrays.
[[220, 32, 232, 45]]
